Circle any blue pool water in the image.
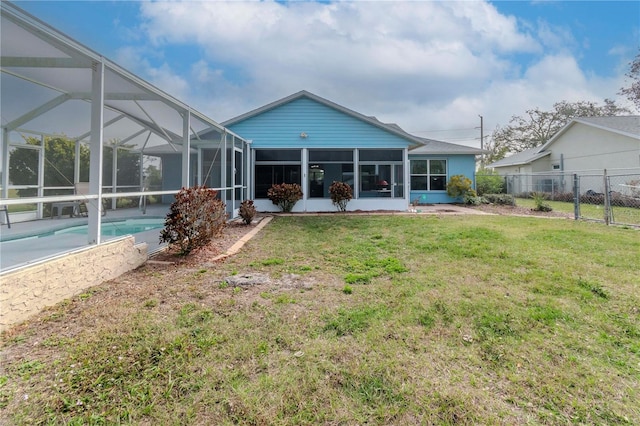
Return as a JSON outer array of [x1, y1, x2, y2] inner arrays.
[[54, 218, 165, 237], [1, 218, 166, 243]]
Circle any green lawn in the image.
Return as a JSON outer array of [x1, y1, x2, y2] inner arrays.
[[1, 215, 639, 424]]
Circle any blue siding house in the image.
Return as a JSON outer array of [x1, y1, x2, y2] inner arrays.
[[224, 91, 483, 212]]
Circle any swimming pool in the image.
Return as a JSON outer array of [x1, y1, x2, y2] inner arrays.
[[55, 218, 165, 237], [0, 218, 165, 242]]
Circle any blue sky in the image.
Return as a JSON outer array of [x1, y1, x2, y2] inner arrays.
[[14, 0, 640, 147]]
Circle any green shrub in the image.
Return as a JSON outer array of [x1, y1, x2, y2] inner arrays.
[[464, 194, 482, 205], [483, 193, 516, 206], [160, 185, 226, 255], [446, 174, 477, 202], [531, 192, 552, 212], [475, 169, 505, 195], [239, 199, 257, 225], [267, 183, 303, 212], [329, 181, 353, 211], [553, 192, 574, 202]]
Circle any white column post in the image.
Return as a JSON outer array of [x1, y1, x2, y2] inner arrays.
[[37, 135, 45, 218], [404, 147, 410, 207], [181, 109, 191, 188], [197, 147, 203, 186], [74, 140, 81, 183], [220, 131, 227, 200], [111, 144, 118, 210], [245, 140, 252, 200], [88, 59, 105, 244], [301, 148, 308, 211], [1, 128, 9, 199]]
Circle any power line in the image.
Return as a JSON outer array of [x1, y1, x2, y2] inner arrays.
[[409, 127, 478, 134]]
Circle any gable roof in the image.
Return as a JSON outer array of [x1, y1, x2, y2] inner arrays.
[[223, 90, 483, 154], [488, 115, 640, 168], [410, 137, 486, 155], [539, 116, 640, 152], [487, 147, 551, 168]]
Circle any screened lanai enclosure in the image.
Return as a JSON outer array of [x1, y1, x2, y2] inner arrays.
[[0, 2, 249, 268]]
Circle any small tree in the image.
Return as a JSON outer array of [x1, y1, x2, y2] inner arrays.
[[267, 183, 303, 212], [619, 51, 640, 110], [329, 181, 353, 212], [475, 168, 505, 195], [239, 199, 257, 225], [446, 175, 477, 202], [160, 185, 226, 255], [531, 192, 552, 212]]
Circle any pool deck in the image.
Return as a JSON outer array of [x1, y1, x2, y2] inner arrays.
[[0, 205, 171, 273]]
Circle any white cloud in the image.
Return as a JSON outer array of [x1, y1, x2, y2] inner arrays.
[[119, 0, 629, 146]]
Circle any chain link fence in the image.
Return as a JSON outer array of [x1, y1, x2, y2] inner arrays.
[[475, 171, 640, 227]]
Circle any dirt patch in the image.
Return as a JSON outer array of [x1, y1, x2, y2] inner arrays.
[[469, 204, 573, 218], [148, 217, 266, 267]]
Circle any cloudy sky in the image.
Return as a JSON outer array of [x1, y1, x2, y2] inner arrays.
[[15, 0, 640, 148]]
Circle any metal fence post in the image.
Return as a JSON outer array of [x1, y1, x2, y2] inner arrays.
[[573, 174, 579, 220], [603, 169, 611, 225]]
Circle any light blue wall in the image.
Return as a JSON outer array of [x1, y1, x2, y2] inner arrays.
[[227, 98, 412, 149], [227, 95, 479, 206], [408, 154, 478, 204]]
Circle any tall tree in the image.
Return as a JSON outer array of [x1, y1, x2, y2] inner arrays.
[[488, 99, 630, 163], [619, 51, 640, 110], [9, 135, 90, 196]]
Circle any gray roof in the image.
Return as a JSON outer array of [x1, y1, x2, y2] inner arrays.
[[410, 137, 485, 155], [563, 116, 639, 140], [489, 115, 639, 169], [487, 147, 551, 168], [223, 90, 483, 155]]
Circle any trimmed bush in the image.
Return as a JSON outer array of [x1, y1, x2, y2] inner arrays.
[[553, 192, 574, 202], [267, 183, 303, 212], [329, 181, 353, 212], [446, 174, 477, 202], [464, 194, 483, 205], [239, 199, 257, 225], [160, 185, 226, 255], [483, 193, 516, 206]]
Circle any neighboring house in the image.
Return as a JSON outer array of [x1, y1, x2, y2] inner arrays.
[[489, 116, 640, 175], [488, 116, 640, 196], [221, 91, 483, 212]]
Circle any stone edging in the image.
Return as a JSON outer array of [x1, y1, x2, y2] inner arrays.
[[211, 216, 274, 262]]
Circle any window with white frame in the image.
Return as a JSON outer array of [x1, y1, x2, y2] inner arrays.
[[254, 149, 301, 198], [358, 149, 403, 198], [308, 150, 354, 198], [410, 159, 447, 191]]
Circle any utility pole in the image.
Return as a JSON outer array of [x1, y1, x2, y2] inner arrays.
[[478, 115, 484, 168]]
